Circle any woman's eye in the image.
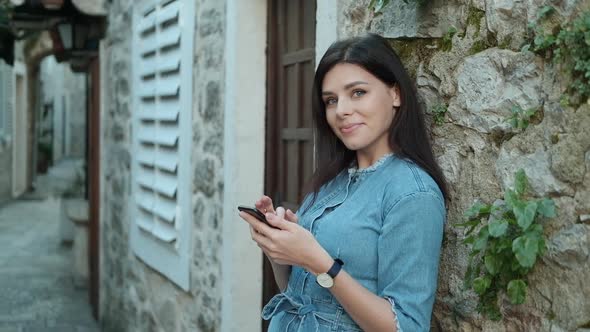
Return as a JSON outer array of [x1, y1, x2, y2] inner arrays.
[[353, 90, 366, 97], [325, 98, 337, 106]]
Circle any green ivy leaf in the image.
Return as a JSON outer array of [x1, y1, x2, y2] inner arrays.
[[463, 235, 475, 245], [507, 279, 527, 304], [369, 0, 392, 13], [514, 200, 538, 231], [474, 226, 489, 252], [537, 198, 556, 218], [534, 34, 546, 47], [524, 108, 538, 118], [368, 0, 377, 9], [512, 234, 539, 268], [473, 276, 492, 295], [514, 169, 528, 196], [464, 201, 491, 219], [504, 189, 518, 209], [496, 236, 513, 252], [484, 254, 501, 275], [538, 6, 555, 19], [489, 219, 509, 237]]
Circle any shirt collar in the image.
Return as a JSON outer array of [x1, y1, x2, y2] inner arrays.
[[347, 153, 395, 175]]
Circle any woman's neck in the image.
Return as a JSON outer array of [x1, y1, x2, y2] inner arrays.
[[355, 148, 394, 169]]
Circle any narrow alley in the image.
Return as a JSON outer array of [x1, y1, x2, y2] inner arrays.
[[0, 197, 100, 332]]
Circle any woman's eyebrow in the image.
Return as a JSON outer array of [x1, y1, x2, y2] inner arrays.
[[322, 81, 369, 96]]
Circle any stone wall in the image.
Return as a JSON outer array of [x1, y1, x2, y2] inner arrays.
[[100, 0, 225, 331], [337, 0, 590, 331]]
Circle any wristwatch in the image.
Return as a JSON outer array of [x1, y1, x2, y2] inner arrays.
[[316, 258, 344, 289]]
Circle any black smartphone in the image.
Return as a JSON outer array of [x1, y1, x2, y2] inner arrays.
[[237, 205, 278, 229]]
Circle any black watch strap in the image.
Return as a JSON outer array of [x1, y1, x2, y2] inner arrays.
[[327, 258, 344, 278]]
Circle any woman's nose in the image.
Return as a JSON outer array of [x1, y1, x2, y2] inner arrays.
[[335, 99, 353, 117]]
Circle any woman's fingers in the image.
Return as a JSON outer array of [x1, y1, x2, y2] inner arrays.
[[265, 208, 294, 231], [239, 211, 274, 237], [250, 227, 273, 247], [255, 195, 276, 214], [285, 209, 299, 223]]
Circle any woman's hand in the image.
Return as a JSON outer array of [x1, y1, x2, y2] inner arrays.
[[254, 195, 276, 215], [240, 206, 331, 273]]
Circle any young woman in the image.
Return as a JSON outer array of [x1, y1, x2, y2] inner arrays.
[[239, 33, 448, 332]]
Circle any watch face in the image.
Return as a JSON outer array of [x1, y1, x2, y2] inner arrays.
[[317, 273, 334, 288]]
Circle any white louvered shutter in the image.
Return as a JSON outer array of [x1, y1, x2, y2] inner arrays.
[[131, 0, 194, 290]]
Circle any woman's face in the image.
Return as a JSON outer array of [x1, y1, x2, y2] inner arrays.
[[321, 63, 400, 155]]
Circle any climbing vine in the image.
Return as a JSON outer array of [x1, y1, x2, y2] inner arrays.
[[457, 169, 556, 320], [429, 103, 447, 125], [506, 105, 538, 131], [525, 7, 590, 106], [440, 27, 457, 52]]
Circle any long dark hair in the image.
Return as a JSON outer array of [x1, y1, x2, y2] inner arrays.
[[305, 33, 449, 207]]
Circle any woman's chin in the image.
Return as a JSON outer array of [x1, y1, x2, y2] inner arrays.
[[342, 141, 366, 151]]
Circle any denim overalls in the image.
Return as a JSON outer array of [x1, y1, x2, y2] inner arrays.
[[262, 154, 446, 331]]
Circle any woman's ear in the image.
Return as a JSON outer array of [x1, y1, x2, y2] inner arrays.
[[390, 84, 401, 108]]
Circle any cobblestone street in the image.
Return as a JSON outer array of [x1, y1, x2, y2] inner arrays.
[[0, 198, 100, 332]]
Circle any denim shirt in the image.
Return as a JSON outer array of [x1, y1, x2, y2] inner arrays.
[[262, 153, 446, 332]]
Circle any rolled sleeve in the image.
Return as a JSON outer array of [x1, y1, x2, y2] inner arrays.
[[378, 191, 445, 331]]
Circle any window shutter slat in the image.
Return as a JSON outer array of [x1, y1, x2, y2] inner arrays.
[[138, 124, 157, 143], [137, 194, 155, 213], [137, 144, 155, 166], [137, 167, 155, 189], [153, 172, 177, 197], [157, 76, 179, 97], [140, 33, 157, 56], [157, 49, 181, 74], [158, 26, 181, 49], [140, 56, 157, 77], [139, 109, 178, 121], [138, 100, 156, 120], [139, 1, 157, 16], [155, 124, 178, 146], [156, 1, 179, 25], [138, 12, 156, 34], [154, 147, 178, 172], [136, 209, 155, 232], [151, 222, 176, 242], [139, 78, 157, 99], [154, 197, 176, 222]]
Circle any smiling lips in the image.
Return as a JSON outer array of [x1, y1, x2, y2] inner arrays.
[[340, 123, 362, 134]]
